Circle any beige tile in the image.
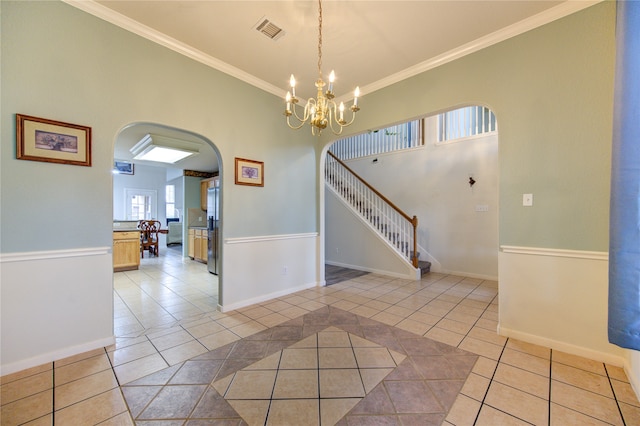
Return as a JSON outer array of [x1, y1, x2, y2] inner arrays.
[[55, 348, 107, 368], [493, 363, 549, 399], [552, 362, 613, 397], [198, 329, 241, 350], [500, 348, 550, 377], [226, 399, 270, 426], [506, 338, 551, 360], [551, 402, 613, 426], [370, 311, 404, 326], [475, 404, 531, 425], [353, 347, 397, 368], [459, 337, 504, 360], [239, 305, 274, 320], [552, 351, 606, 376], [229, 320, 268, 338], [331, 299, 359, 311], [54, 354, 112, 386], [395, 318, 431, 335], [279, 348, 318, 369], [0, 363, 51, 386], [606, 364, 629, 382], [99, 411, 135, 425], [54, 369, 119, 410], [225, 370, 277, 399], [272, 369, 319, 399], [148, 329, 194, 351], [484, 381, 548, 425], [267, 399, 319, 426], [113, 353, 169, 385], [245, 352, 282, 370], [256, 312, 289, 327], [0, 389, 52, 425], [425, 327, 465, 347], [467, 326, 508, 346], [472, 357, 498, 379], [1, 371, 52, 405], [360, 368, 394, 393], [320, 398, 360, 426], [108, 340, 158, 367], [289, 334, 319, 349], [350, 305, 381, 318], [279, 305, 309, 319], [161, 340, 208, 365], [184, 320, 225, 338], [349, 334, 381, 348], [212, 374, 234, 396], [435, 318, 473, 335], [551, 380, 623, 425], [319, 369, 365, 398], [461, 372, 491, 401], [611, 378, 640, 407], [22, 413, 53, 426], [445, 394, 482, 426], [318, 330, 351, 347], [319, 348, 357, 369], [620, 401, 640, 425], [55, 388, 128, 425]]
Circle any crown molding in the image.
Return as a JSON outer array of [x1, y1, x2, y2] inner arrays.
[[64, 0, 601, 100], [62, 0, 284, 97], [360, 1, 602, 97]]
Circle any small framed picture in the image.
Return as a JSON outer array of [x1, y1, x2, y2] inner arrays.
[[16, 114, 91, 167], [235, 157, 264, 187], [114, 160, 134, 175]]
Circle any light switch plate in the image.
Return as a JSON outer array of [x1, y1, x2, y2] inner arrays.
[[523, 193, 533, 206]]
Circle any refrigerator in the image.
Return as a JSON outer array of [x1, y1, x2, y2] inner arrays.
[[206, 181, 219, 275]]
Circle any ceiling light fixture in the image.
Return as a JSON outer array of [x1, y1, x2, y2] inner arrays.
[[130, 134, 201, 164], [284, 0, 360, 136]]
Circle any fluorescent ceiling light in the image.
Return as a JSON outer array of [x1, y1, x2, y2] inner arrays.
[[130, 134, 201, 164]]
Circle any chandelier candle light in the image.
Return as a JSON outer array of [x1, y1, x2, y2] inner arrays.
[[284, 0, 360, 135]]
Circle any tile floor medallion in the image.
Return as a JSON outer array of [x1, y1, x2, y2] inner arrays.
[[121, 306, 478, 425]]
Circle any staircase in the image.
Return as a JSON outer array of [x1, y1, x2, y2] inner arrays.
[[326, 151, 430, 276]]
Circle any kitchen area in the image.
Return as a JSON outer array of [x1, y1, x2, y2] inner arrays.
[[187, 176, 219, 275]]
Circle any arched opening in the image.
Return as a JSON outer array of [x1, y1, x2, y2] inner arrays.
[[112, 122, 223, 338], [320, 105, 499, 283]]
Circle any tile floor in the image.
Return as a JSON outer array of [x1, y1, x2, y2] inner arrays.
[[1, 247, 640, 425]]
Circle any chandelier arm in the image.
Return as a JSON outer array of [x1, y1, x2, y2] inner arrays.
[[286, 115, 307, 130], [290, 102, 308, 122]]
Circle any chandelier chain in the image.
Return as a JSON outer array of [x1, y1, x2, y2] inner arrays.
[[317, 0, 323, 79]]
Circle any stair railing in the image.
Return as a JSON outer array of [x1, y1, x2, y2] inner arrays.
[[326, 151, 418, 268]]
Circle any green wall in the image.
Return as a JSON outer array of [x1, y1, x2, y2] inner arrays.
[[320, 1, 615, 252], [1, 0, 317, 253]]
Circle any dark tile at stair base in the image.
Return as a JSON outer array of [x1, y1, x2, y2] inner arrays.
[[186, 420, 245, 426], [269, 325, 303, 340], [399, 337, 446, 356], [228, 340, 271, 359], [411, 355, 467, 380], [384, 360, 423, 381]]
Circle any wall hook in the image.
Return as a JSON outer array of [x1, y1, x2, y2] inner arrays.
[[469, 176, 476, 187]]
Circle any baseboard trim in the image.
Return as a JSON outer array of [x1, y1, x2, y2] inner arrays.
[[0, 247, 112, 263], [1, 336, 115, 377], [219, 281, 320, 312], [498, 324, 624, 367]]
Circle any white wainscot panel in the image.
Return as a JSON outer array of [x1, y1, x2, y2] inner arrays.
[[221, 233, 320, 311], [498, 246, 625, 366], [1, 248, 114, 375]]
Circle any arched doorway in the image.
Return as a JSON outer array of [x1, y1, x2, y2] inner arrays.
[[112, 122, 223, 337]]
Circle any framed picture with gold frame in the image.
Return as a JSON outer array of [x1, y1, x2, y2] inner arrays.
[[235, 157, 264, 187], [16, 114, 92, 167]]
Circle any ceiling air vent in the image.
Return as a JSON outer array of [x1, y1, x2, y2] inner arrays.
[[255, 17, 284, 41]]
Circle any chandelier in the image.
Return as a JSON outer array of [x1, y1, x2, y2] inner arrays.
[[284, 0, 360, 136]]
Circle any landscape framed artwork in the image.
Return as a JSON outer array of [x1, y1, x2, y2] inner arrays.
[[114, 160, 134, 175], [16, 114, 92, 167], [235, 157, 264, 187]]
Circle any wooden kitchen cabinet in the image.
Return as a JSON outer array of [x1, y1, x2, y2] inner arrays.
[[113, 231, 140, 272], [189, 228, 208, 263], [188, 229, 195, 258], [200, 176, 219, 211]]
